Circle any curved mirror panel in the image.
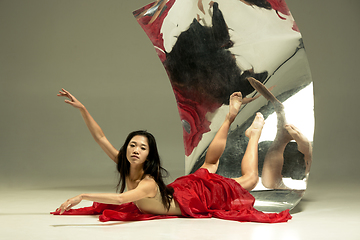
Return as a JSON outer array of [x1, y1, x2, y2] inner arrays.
[[134, 0, 313, 212]]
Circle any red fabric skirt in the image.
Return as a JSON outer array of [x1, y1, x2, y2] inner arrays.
[[51, 169, 291, 223]]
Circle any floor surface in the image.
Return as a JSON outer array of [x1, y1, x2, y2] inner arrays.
[[1, 182, 359, 240]]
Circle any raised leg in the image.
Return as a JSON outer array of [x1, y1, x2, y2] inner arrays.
[[261, 110, 293, 189], [200, 92, 242, 173], [248, 77, 311, 189], [232, 112, 265, 191], [248, 77, 292, 189]]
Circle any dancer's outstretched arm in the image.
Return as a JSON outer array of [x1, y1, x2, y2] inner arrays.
[[57, 177, 157, 214], [57, 88, 119, 163]]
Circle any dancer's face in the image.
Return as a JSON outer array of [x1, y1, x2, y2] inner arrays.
[[126, 135, 149, 166]]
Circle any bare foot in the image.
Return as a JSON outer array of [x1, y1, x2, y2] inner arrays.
[[272, 111, 293, 145], [240, 0, 252, 7], [245, 112, 265, 138], [227, 92, 242, 123], [198, 0, 205, 14], [247, 77, 284, 112]]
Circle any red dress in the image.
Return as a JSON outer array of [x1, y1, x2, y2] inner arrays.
[[51, 169, 291, 223]]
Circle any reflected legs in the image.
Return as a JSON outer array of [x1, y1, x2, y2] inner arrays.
[[201, 92, 264, 191], [248, 77, 312, 189], [200, 77, 313, 191], [285, 124, 312, 175], [248, 76, 289, 188], [262, 122, 313, 189], [261, 108, 293, 189]]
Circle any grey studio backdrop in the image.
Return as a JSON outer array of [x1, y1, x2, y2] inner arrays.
[[1, 0, 359, 199]]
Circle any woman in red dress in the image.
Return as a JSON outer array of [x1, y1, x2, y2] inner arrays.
[[53, 89, 291, 223]]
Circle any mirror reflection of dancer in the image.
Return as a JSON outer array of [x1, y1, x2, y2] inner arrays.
[[248, 77, 313, 189], [53, 89, 291, 223], [203, 93, 264, 191]]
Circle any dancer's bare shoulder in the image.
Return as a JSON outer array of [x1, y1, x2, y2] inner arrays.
[[136, 176, 158, 198], [124, 176, 158, 203]]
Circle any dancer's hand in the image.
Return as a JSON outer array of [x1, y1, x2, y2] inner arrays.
[[57, 88, 84, 109], [57, 194, 83, 214]]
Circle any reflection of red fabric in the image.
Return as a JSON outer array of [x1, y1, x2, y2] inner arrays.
[[172, 86, 221, 156], [134, 0, 299, 157], [292, 22, 299, 32], [267, 0, 300, 32], [267, 0, 290, 16], [134, 0, 176, 62], [134, 1, 219, 156], [51, 169, 291, 223]]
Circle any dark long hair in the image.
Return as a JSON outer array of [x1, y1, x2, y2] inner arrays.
[[164, 2, 268, 105], [116, 130, 174, 210]]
